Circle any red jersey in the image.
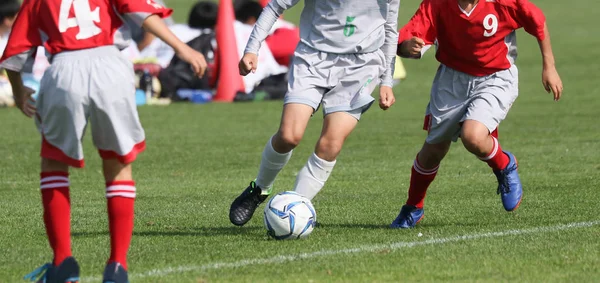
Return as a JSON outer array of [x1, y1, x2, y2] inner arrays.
[[399, 0, 546, 76], [0, 0, 172, 72]]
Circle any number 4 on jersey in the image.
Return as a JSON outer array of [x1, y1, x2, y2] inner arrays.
[[59, 0, 101, 40]]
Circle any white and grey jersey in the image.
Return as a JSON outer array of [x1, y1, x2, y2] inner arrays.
[[245, 0, 400, 87]]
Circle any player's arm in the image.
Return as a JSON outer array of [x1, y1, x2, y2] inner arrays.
[[6, 70, 35, 117], [114, 0, 207, 77], [378, 0, 400, 110], [514, 0, 563, 100], [142, 15, 206, 77], [537, 23, 562, 101], [397, 0, 436, 59], [240, 0, 300, 75], [0, 0, 40, 117]]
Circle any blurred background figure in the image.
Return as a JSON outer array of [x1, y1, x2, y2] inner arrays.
[[0, 0, 49, 107]]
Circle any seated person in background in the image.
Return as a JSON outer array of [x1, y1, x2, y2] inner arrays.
[[236, 0, 299, 68], [233, 0, 290, 95], [138, 1, 218, 67], [129, 0, 175, 52], [0, 0, 49, 106]]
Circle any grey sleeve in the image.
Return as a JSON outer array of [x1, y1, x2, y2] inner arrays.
[[244, 0, 300, 55], [380, 0, 400, 87], [0, 49, 36, 73], [122, 12, 154, 28]]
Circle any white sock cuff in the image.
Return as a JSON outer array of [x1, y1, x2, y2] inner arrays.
[[309, 152, 336, 168], [413, 159, 439, 175], [265, 135, 293, 163], [479, 136, 499, 161]]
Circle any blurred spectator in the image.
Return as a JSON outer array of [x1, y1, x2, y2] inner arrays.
[[233, 0, 289, 95], [0, 0, 49, 106], [128, 0, 175, 52], [235, 0, 299, 67], [157, 1, 219, 100], [138, 1, 218, 67]]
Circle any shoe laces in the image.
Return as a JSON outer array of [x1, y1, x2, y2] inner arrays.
[[400, 207, 417, 226], [24, 263, 52, 282], [243, 183, 264, 208], [497, 170, 511, 195]]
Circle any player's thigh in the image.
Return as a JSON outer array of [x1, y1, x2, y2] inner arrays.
[[277, 103, 315, 145], [278, 44, 328, 143], [314, 110, 359, 159], [284, 44, 328, 111], [321, 51, 383, 119], [320, 110, 359, 142], [89, 55, 145, 164], [425, 65, 470, 144], [37, 61, 90, 167], [463, 66, 519, 133]]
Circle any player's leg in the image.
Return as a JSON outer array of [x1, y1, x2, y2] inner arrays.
[[291, 49, 381, 200], [390, 139, 452, 229], [26, 54, 88, 282], [230, 43, 325, 226], [461, 65, 521, 211], [292, 110, 358, 200], [102, 159, 136, 283], [257, 103, 314, 191], [391, 65, 468, 229], [229, 103, 314, 226], [87, 47, 144, 282]]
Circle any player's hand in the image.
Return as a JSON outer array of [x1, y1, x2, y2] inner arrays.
[[14, 86, 36, 118], [542, 66, 563, 101], [378, 86, 396, 110], [399, 37, 426, 58], [239, 53, 258, 76], [176, 45, 207, 78]]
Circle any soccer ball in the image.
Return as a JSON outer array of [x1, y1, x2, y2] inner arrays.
[[264, 191, 316, 240]]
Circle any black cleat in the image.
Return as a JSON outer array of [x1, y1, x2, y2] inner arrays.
[[24, 257, 80, 283], [229, 181, 270, 226], [102, 262, 129, 283]]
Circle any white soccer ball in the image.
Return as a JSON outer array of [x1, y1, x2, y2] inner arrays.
[[264, 191, 316, 240]]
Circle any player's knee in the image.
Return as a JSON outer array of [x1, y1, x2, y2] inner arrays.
[[461, 129, 488, 154], [315, 138, 343, 161], [275, 129, 303, 150], [41, 158, 69, 172], [102, 159, 133, 182], [419, 143, 449, 167]]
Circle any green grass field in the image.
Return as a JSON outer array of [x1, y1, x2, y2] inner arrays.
[[1, 0, 600, 282]]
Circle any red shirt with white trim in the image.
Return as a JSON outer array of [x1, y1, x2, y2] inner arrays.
[[399, 0, 546, 76], [0, 0, 172, 72]]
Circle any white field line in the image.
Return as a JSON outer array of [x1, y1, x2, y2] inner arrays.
[[83, 220, 600, 280]]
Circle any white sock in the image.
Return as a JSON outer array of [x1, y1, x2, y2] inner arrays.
[[293, 152, 336, 200], [255, 136, 292, 194]]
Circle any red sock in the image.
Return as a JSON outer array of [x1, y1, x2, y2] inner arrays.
[[106, 180, 136, 270], [40, 172, 72, 266], [480, 136, 509, 170], [406, 158, 439, 209]]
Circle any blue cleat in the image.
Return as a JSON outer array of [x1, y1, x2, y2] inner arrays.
[[493, 151, 522, 211], [390, 205, 424, 229], [103, 262, 129, 283], [24, 257, 80, 283]]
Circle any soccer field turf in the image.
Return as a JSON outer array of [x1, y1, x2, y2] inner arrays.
[[1, 0, 599, 282]]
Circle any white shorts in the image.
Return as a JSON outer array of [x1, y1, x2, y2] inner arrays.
[[423, 64, 519, 144], [36, 46, 145, 168], [284, 43, 385, 120]]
